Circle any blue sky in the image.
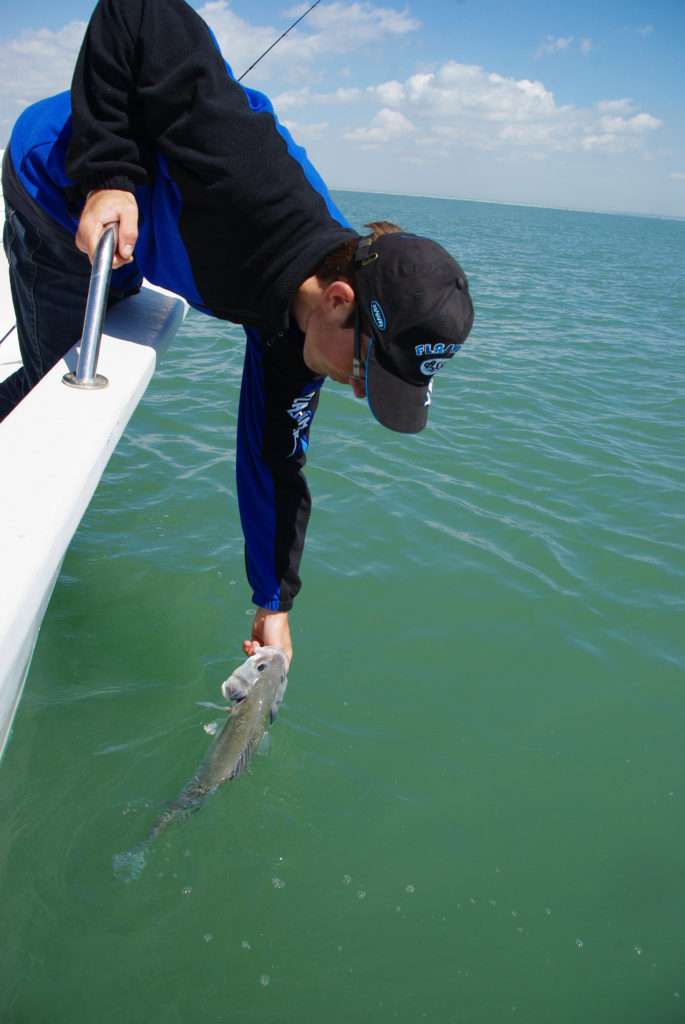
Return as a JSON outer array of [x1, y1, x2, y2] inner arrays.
[[1, 0, 684, 216]]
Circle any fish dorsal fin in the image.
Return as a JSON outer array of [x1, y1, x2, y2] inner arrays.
[[229, 737, 257, 780]]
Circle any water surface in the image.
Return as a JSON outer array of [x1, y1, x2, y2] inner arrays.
[[1, 192, 683, 1023]]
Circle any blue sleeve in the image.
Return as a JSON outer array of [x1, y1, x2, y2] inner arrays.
[[237, 326, 323, 611]]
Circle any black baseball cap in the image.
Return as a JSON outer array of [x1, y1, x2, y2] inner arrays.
[[353, 232, 474, 433]]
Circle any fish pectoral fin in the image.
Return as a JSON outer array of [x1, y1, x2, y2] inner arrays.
[[269, 696, 286, 723], [270, 677, 288, 723], [257, 732, 272, 757]]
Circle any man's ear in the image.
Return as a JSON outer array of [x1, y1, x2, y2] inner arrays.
[[323, 279, 355, 317]]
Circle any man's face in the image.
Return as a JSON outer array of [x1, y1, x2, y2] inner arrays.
[[302, 293, 368, 398]]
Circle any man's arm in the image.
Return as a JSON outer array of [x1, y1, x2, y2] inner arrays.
[[67, 0, 356, 311], [243, 609, 292, 668], [237, 327, 324, 665], [66, 0, 152, 265]]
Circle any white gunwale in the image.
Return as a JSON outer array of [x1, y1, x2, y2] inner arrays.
[[0, 175, 188, 758]]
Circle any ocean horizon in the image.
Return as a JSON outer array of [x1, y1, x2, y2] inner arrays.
[[330, 183, 685, 223]]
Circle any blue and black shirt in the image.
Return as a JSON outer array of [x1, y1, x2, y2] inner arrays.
[[2, 0, 360, 611]]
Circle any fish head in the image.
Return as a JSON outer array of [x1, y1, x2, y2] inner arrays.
[[221, 647, 289, 711]]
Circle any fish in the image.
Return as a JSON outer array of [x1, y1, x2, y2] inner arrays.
[[112, 646, 288, 880]]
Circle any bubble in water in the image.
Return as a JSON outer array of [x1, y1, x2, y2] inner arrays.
[[511, 911, 518, 918], [576, 939, 584, 950], [272, 877, 286, 889], [204, 934, 213, 943], [405, 884, 415, 895], [469, 897, 477, 905], [241, 940, 251, 951], [259, 975, 270, 987], [545, 907, 552, 916], [357, 890, 366, 900], [488, 899, 497, 907], [343, 874, 352, 885], [634, 946, 643, 956], [182, 887, 192, 896]]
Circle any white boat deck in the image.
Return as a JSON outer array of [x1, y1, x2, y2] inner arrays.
[[0, 181, 188, 758]]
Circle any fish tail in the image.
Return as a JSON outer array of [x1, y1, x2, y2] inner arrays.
[[113, 782, 210, 881], [112, 802, 188, 882], [112, 841, 149, 882]]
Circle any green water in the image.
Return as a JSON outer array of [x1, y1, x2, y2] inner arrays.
[[1, 193, 684, 1023]]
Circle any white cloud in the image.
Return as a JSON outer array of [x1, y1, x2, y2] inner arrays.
[[274, 85, 362, 111], [344, 107, 414, 144], [535, 34, 595, 59], [0, 5, 673, 214], [280, 119, 329, 141], [596, 99, 636, 114], [372, 80, 405, 106], [582, 112, 662, 151], [331, 87, 362, 102], [535, 35, 574, 58], [200, 0, 419, 80], [0, 2, 419, 144], [349, 61, 663, 156], [0, 20, 86, 135], [286, 1, 419, 41], [637, 24, 655, 36]]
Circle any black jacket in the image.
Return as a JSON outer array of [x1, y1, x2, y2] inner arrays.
[[4, 0, 359, 609]]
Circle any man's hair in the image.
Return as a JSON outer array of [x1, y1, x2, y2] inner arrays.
[[314, 221, 402, 328], [314, 221, 402, 287]]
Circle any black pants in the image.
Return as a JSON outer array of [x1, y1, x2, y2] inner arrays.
[[0, 204, 140, 421]]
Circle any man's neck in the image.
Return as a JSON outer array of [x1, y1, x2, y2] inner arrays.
[[291, 276, 324, 333]]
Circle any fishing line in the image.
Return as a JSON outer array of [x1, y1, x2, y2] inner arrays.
[[238, 0, 323, 81], [0, 324, 16, 347]]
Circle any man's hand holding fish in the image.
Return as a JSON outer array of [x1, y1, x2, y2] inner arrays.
[[244, 609, 292, 668]]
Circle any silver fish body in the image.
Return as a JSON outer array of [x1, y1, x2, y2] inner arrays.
[[113, 647, 288, 880], [209, 645, 289, 785]]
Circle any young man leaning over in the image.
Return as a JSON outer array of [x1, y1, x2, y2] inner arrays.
[[1, 0, 474, 666]]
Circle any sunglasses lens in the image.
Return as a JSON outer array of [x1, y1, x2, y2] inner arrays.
[[353, 309, 362, 379]]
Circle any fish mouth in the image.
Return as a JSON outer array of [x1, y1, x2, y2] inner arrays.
[[221, 668, 256, 703], [220, 648, 288, 703]]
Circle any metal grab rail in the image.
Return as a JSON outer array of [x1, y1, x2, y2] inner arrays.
[[62, 224, 118, 390]]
